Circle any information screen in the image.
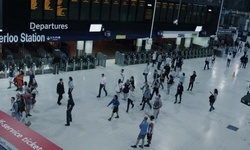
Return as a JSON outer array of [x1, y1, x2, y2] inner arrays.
[[128, 0, 137, 22], [111, 0, 120, 21], [159, 2, 167, 22], [91, 0, 101, 20], [57, 0, 68, 20], [120, 0, 129, 22], [44, 0, 56, 20], [136, 0, 145, 22], [80, 0, 90, 21], [68, 0, 80, 20], [101, 0, 111, 21], [31, 0, 43, 20]]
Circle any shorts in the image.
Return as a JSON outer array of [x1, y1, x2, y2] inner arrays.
[[112, 107, 119, 113], [9, 77, 13, 82], [137, 134, 146, 140]]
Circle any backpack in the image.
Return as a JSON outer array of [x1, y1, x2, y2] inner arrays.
[[16, 98, 25, 113], [209, 95, 215, 103]]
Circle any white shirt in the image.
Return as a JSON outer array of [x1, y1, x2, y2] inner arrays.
[[120, 72, 125, 82], [152, 52, 157, 60], [68, 81, 74, 89], [227, 54, 232, 60], [115, 83, 122, 92], [127, 90, 135, 101], [166, 57, 172, 65], [144, 65, 150, 74], [100, 76, 107, 85]]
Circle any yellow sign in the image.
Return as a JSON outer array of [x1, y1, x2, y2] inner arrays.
[[116, 35, 126, 39]]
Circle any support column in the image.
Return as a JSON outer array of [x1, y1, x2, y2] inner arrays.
[[85, 40, 93, 54], [77, 41, 84, 57], [176, 37, 181, 49], [184, 38, 192, 48], [145, 39, 152, 51], [136, 38, 143, 52]]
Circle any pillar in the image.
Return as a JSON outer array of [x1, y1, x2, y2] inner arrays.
[[184, 38, 192, 48], [85, 40, 93, 54], [145, 38, 152, 51], [136, 38, 143, 52], [77, 41, 84, 57], [176, 37, 181, 49]]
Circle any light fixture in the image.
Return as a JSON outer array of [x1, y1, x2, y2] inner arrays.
[[174, 0, 182, 26], [208, 9, 212, 12], [147, 4, 152, 7]]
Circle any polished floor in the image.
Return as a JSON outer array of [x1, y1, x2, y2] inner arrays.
[[0, 52, 250, 150]]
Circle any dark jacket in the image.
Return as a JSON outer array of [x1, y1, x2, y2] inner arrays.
[[190, 74, 197, 83], [67, 98, 75, 110], [57, 82, 65, 95], [177, 84, 184, 94]]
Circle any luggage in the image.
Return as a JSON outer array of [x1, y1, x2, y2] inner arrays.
[[241, 94, 250, 106]]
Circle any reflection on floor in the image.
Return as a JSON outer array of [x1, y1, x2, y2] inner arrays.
[[0, 53, 250, 150]]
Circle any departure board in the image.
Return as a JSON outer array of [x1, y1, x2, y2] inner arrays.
[[173, 4, 179, 21], [44, 0, 56, 20], [80, 0, 90, 21], [191, 5, 197, 23], [101, 0, 111, 21], [179, 4, 187, 23], [57, 0, 68, 20], [159, 2, 167, 22], [91, 0, 101, 20], [69, 0, 80, 20], [120, 0, 129, 22], [128, 0, 137, 22], [166, 3, 174, 22], [31, 0, 43, 20], [196, 6, 203, 23], [185, 4, 192, 23], [154, 2, 161, 22], [201, 6, 207, 24], [0, 0, 2, 31], [111, 0, 120, 21], [136, 0, 145, 22]]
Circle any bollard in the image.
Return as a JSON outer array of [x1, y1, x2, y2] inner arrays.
[[23, 63, 27, 76], [41, 62, 44, 74], [80, 59, 83, 70], [32, 63, 36, 75], [73, 60, 76, 71], [87, 58, 90, 69], [65, 60, 68, 72], [4, 65, 7, 78]]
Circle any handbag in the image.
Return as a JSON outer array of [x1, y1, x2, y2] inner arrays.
[[32, 99, 36, 105]]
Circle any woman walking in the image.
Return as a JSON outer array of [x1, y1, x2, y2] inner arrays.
[[107, 95, 120, 121], [209, 89, 218, 112], [126, 86, 135, 113]]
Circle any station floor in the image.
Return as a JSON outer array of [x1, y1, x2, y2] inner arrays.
[[0, 53, 250, 150]]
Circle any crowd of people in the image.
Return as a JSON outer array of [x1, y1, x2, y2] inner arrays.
[[6, 42, 248, 148]]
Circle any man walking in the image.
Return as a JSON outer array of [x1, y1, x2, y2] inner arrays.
[[119, 69, 125, 83], [141, 85, 152, 110], [57, 78, 65, 105], [144, 115, 155, 147], [131, 116, 149, 149], [175, 82, 184, 104], [97, 73, 108, 98], [153, 94, 162, 119], [65, 95, 75, 126], [187, 71, 197, 91]]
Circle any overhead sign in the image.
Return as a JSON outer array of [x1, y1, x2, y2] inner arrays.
[[0, 110, 62, 150]]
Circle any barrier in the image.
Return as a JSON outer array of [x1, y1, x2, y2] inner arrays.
[[0, 110, 62, 150]]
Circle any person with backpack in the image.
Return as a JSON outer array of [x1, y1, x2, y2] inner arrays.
[[209, 89, 218, 112], [153, 94, 162, 119]]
